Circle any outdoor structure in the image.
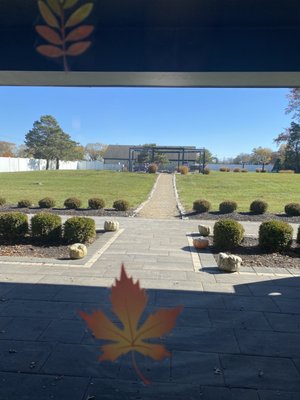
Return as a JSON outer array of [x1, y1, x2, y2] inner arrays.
[[103, 144, 206, 171], [0, 1, 300, 87]]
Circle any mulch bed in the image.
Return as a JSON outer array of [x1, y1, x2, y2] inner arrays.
[[185, 210, 300, 223], [0, 205, 134, 217], [208, 237, 300, 269]]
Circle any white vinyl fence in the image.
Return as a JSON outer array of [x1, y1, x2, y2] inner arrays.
[[0, 157, 120, 172]]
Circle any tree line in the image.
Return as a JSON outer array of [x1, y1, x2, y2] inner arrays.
[[0, 115, 107, 169]]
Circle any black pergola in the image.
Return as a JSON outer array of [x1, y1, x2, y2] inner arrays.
[[128, 146, 206, 172]]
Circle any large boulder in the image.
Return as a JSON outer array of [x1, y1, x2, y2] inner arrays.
[[69, 243, 87, 259], [198, 224, 210, 236], [217, 252, 242, 272]]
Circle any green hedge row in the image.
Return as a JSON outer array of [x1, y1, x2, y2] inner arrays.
[[193, 199, 300, 216], [0, 212, 96, 244]]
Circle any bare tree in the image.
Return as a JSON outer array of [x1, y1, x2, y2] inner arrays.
[[85, 143, 108, 161]]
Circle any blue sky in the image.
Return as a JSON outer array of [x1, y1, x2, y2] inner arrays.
[[0, 87, 292, 159]]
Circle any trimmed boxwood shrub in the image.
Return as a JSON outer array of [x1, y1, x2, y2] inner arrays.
[[193, 199, 211, 213], [17, 199, 32, 208], [233, 168, 241, 172], [38, 197, 56, 208], [88, 198, 105, 210], [213, 219, 244, 250], [203, 167, 210, 175], [0, 197, 6, 206], [113, 199, 130, 211], [31, 212, 62, 242], [63, 217, 96, 244], [180, 166, 189, 175], [219, 200, 238, 214], [259, 220, 293, 252], [241, 168, 248, 173], [64, 197, 82, 209], [148, 163, 158, 173], [0, 212, 28, 239], [284, 203, 300, 217], [250, 199, 268, 215]]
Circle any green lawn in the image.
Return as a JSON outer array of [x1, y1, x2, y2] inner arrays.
[[0, 170, 157, 208], [176, 171, 300, 213]]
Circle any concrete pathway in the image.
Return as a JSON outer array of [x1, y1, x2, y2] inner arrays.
[[137, 173, 180, 219], [0, 217, 299, 399]]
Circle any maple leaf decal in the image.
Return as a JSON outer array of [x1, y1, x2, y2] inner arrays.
[[80, 264, 183, 384]]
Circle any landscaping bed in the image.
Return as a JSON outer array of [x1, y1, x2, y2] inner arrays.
[[0, 205, 134, 217], [208, 237, 300, 269], [186, 210, 300, 224], [0, 233, 101, 259]]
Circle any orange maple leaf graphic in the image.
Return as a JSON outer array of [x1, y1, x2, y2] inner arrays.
[[80, 264, 183, 384]]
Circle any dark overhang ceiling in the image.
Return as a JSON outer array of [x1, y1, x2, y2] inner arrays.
[[1, 0, 300, 86]]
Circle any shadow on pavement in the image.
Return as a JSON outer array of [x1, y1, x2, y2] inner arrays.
[[0, 275, 299, 399]]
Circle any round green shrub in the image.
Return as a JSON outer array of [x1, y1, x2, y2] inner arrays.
[[17, 199, 32, 208], [148, 163, 158, 173], [259, 220, 293, 252], [31, 212, 62, 242], [0, 197, 6, 206], [203, 167, 210, 175], [284, 203, 300, 217], [113, 199, 130, 211], [241, 169, 248, 173], [213, 219, 244, 250], [193, 199, 211, 213], [64, 197, 82, 209], [219, 200, 238, 214], [233, 168, 241, 172], [38, 197, 56, 208], [63, 217, 96, 244], [88, 198, 105, 210], [0, 212, 28, 239], [250, 199, 268, 215], [297, 226, 300, 245]]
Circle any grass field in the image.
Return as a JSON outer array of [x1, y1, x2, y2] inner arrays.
[[0, 170, 157, 208], [176, 171, 300, 213]]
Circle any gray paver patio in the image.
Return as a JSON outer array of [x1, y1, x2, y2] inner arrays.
[[0, 216, 298, 399]]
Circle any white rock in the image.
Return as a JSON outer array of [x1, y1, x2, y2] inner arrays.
[[198, 224, 210, 236], [217, 252, 242, 273], [69, 243, 87, 259]]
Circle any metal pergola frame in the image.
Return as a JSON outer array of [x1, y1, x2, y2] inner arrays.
[[128, 146, 206, 173]]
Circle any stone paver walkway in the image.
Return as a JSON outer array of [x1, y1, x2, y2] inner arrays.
[[137, 173, 180, 219], [0, 216, 299, 399]]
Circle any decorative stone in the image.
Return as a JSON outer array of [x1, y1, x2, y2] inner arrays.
[[198, 224, 210, 236], [104, 220, 119, 231], [69, 243, 87, 259], [193, 237, 209, 250], [217, 252, 242, 272]]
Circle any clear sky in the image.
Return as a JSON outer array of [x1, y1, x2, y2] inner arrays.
[[0, 87, 292, 159]]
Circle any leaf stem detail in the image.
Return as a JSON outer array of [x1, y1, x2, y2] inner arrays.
[[131, 351, 150, 385]]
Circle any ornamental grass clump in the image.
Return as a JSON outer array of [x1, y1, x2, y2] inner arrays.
[[250, 199, 268, 215], [219, 200, 238, 214], [284, 203, 300, 216], [64, 197, 82, 209], [64, 217, 96, 244], [0, 212, 29, 240], [38, 197, 56, 208], [259, 220, 293, 252], [180, 166, 189, 175], [113, 199, 130, 211], [213, 219, 244, 250], [88, 198, 105, 210], [31, 212, 62, 243], [147, 164, 158, 173], [193, 199, 211, 213]]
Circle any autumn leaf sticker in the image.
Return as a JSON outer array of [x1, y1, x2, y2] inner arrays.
[[80, 264, 183, 384], [36, 0, 94, 71]]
